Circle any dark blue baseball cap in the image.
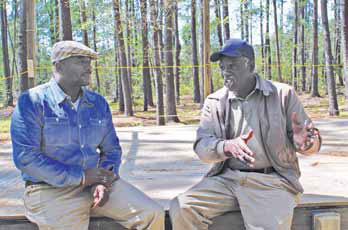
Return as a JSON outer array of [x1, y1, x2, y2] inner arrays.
[[210, 39, 254, 62]]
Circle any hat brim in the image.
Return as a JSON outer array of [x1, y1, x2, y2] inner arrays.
[[210, 51, 243, 62], [210, 52, 221, 62]]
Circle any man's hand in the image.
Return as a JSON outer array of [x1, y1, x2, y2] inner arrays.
[[84, 168, 116, 187], [91, 184, 110, 208], [223, 130, 255, 167], [292, 112, 319, 152]]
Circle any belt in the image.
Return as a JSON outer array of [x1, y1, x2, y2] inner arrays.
[[238, 167, 275, 174], [25, 181, 48, 187]]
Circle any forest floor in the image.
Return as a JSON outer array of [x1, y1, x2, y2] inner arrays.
[[0, 93, 347, 144]]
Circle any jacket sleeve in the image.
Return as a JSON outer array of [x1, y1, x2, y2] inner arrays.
[[193, 99, 229, 163], [97, 100, 122, 176], [285, 87, 322, 155], [11, 92, 84, 187]]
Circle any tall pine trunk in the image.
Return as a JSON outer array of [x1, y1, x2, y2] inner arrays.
[[18, 0, 28, 92], [79, 0, 88, 46], [260, 0, 264, 77], [1, 0, 13, 106], [150, 0, 165, 125], [59, 0, 73, 40], [273, 0, 282, 82], [240, 0, 244, 40], [192, 0, 200, 103], [334, 0, 344, 86], [140, 0, 150, 111], [164, 0, 179, 122], [321, 0, 339, 116], [199, 0, 205, 107], [292, 0, 298, 90], [343, 0, 348, 99], [126, 0, 133, 96], [113, 0, 133, 116], [214, 0, 223, 46], [300, 0, 306, 91], [174, 0, 181, 105], [265, 0, 272, 80], [92, 7, 100, 93], [54, 0, 59, 42], [311, 0, 320, 97], [222, 0, 230, 41], [244, 0, 249, 42]]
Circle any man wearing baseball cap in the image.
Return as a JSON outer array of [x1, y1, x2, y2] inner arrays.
[[11, 41, 164, 229], [169, 39, 321, 230]]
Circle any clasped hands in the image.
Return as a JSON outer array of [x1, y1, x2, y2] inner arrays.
[[84, 168, 118, 208], [223, 112, 319, 167]]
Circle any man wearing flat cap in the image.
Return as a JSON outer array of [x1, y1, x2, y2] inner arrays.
[[11, 41, 164, 230], [169, 39, 322, 230]]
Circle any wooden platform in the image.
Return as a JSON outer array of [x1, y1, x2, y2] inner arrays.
[[1, 193, 348, 229]]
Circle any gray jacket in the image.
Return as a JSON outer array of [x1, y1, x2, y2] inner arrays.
[[194, 77, 314, 193]]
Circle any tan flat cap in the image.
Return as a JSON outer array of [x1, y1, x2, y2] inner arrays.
[[51, 40, 97, 63]]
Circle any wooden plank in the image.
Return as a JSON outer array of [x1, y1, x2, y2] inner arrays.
[[298, 194, 348, 208], [209, 207, 348, 230]]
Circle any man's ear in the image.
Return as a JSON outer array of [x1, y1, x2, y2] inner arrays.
[[246, 59, 255, 72], [54, 62, 63, 73]]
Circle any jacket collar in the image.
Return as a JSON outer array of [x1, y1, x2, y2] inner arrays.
[[48, 78, 94, 107], [208, 74, 274, 101]]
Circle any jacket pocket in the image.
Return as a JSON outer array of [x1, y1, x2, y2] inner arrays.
[[43, 117, 70, 146], [85, 118, 108, 146]]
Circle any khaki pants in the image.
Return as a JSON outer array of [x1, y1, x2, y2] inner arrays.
[[169, 168, 300, 230], [24, 179, 164, 230]]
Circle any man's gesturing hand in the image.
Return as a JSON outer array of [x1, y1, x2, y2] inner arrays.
[[223, 130, 255, 167], [91, 184, 110, 208], [291, 112, 319, 152], [84, 168, 116, 187]]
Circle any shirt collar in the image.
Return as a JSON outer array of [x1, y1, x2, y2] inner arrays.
[[227, 74, 273, 100], [48, 78, 91, 106]]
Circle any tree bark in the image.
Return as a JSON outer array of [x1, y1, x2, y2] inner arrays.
[[272, 0, 282, 82], [260, 0, 264, 77], [150, 0, 165, 125], [79, 0, 89, 46], [342, 0, 348, 99], [48, 0, 56, 46], [10, 0, 18, 81], [300, 0, 306, 91], [125, 0, 133, 96], [159, 0, 165, 62], [192, 0, 200, 103], [214, 0, 223, 46], [334, 0, 344, 86], [164, 0, 179, 122], [59, 0, 73, 40], [27, 0, 35, 88], [92, 7, 100, 93], [174, 0, 181, 105], [244, 0, 249, 42], [292, 0, 298, 90], [240, 0, 244, 40], [222, 0, 230, 41], [321, 0, 339, 116], [203, 0, 212, 99], [1, 0, 13, 106], [18, 0, 28, 92], [54, 0, 59, 42], [265, 0, 272, 80], [199, 0, 205, 107], [140, 0, 153, 111], [113, 0, 133, 116], [311, 0, 320, 97]]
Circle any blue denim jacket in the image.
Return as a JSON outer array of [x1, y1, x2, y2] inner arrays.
[[11, 79, 122, 187]]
